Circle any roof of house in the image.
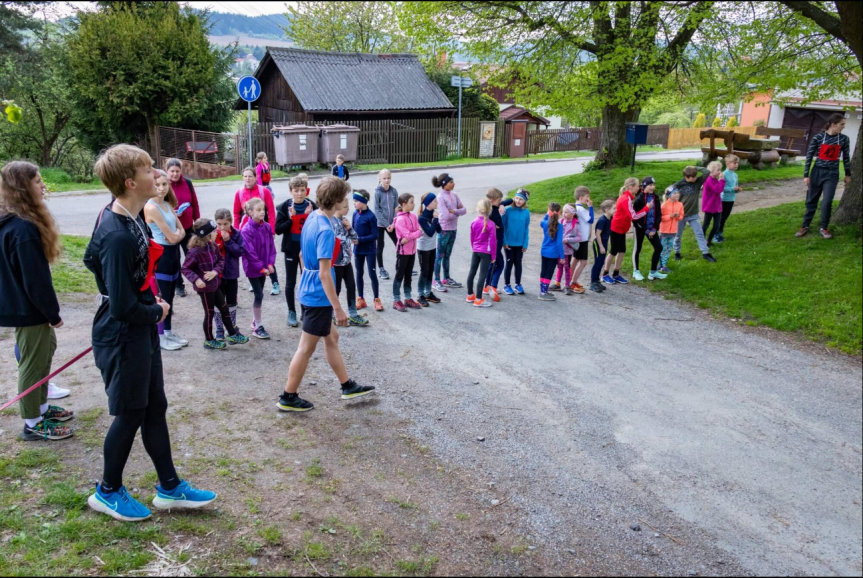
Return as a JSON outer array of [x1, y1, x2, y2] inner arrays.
[[499, 105, 549, 125], [255, 47, 455, 113]]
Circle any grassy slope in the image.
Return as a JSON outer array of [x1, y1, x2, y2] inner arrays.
[[628, 202, 862, 354], [52, 235, 97, 294], [514, 161, 803, 211]]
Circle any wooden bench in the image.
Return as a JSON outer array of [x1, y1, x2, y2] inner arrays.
[[755, 126, 804, 162]]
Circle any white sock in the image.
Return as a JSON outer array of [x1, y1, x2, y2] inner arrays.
[[40, 402, 49, 415], [25, 416, 43, 428], [164, 330, 173, 336]]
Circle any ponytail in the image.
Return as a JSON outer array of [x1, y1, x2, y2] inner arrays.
[[547, 202, 561, 239], [823, 112, 845, 132], [431, 173, 452, 189]]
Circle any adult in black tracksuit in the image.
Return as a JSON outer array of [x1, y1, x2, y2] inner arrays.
[[83, 144, 215, 522], [632, 176, 663, 278], [275, 177, 318, 327], [797, 113, 852, 239]]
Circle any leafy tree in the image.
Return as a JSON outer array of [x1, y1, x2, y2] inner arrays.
[[400, 1, 713, 167], [0, 1, 42, 53], [64, 2, 237, 152], [725, 116, 739, 128], [286, 1, 418, 54], [691, 1, 861, 225], [425, 62, 499, 121], [692, 113, 707, 128]]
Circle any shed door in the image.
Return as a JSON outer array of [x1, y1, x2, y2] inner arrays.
[[782, 107, 835, 152]]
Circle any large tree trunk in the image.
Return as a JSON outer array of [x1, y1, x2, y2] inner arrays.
[[596, 105, 640, 168], [832, 127, 862, 226]]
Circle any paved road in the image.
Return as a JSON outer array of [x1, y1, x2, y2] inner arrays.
[[48, 150, 702, 235], [46, 150, 862, 575]]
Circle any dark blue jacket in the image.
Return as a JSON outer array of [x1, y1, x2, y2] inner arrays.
[[352, 207, 378, 256]]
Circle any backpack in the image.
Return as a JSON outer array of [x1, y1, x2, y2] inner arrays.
[[260, 163, 271, 185]]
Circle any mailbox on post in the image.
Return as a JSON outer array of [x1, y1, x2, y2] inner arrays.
[[625, 122, 649, 172]]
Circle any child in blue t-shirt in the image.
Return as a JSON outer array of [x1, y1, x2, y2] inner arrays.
[[277, 177, 374, 413], [717, 154, 741, 243]]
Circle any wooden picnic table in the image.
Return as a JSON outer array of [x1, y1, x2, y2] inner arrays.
[[700, 129, 782, 170]]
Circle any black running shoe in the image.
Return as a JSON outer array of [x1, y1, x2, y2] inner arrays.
[[425, 292, 442, 304], [277, 394, 314, 412], [674, 252, 682, 261], [703, 253, 717, 263], [418, 296, 430, 307], [340, 380, 376, 400], [175, 284, 187, 298]]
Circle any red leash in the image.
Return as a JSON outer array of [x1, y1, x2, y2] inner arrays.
[[0, 346, 93, 413]]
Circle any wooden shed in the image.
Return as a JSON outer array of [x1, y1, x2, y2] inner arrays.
[[236, 47, 456, 123]]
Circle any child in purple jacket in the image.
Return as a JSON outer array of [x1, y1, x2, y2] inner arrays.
[[182, 218, 249, 350], [701, 161, 725, 248], [241, 198, 277, 339], [465, 198, 497, 307]]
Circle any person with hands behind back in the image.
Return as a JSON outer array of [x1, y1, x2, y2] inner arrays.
[[84, 144, 216, 523], [213, 209, 244, 341], [0, 161, 73, 442], [277, 177, 375, 413]]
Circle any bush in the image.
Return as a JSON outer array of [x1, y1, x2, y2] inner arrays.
[[753, 119, 766, 127], [725, 116, 739, 128], [582, 157, 605, 173], [711, 116, 723, 127], [692, 113, 706, 128]]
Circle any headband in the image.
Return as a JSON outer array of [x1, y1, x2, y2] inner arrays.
[[642, 176, 656, 187], [422, 192, 437, 208], [352, 192, 368, 204], [439, 175, 453, 187], [194, 220, 217, 238], [515, 190, 529, 202]]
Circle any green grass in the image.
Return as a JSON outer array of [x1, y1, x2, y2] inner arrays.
[[52, 235, 97, 294], [629, 202, 862, 354], [514, 160, 803, 212]]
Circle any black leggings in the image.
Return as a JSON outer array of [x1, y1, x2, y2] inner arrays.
[[466, 252, 491, 297], [392, 252, 415, 301], [504, 246, 524, 285], [719, 201, 734, 235], [632, 227, 662, 272], [354, 253, 379, 299], [540, 256, 557, 281], [334, 265, 356, 308], [702, 212, 722, 243], [377, 227, 398, 268], [222, 278, 239, 307], [199, 288, 237, 341], [154, 244, 180, 331], [177, 228, 193, 289], [284, 246, 301, 313]]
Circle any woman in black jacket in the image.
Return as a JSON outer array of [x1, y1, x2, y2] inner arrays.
[[0, 161, 73, 441]]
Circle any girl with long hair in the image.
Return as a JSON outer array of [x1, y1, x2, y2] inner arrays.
[[539, 202, 565, 301], [465, 198, 496, 307]]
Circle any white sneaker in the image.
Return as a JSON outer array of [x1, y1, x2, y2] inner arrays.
[[47, 382, 70, 400], [165, 333, 188, 347], [159, 334, 182, 351], [648, 271, 667, 281], [633, 270, 645, 281]]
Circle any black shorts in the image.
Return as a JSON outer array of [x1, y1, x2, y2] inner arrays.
[[301, 305, 334, 337], [609, 231, 627, 256], [93, 329, 166, 416], [574, 241, 589, 260]]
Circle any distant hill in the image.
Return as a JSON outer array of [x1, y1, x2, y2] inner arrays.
[[204, 10, 290, 40]]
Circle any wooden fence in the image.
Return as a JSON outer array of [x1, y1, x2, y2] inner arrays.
[[240, 118, 484, 168], [667, 126, 760, 150], [526, 125, 670, 155]]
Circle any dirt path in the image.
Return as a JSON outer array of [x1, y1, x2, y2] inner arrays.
[[1, 178, 860, 576]]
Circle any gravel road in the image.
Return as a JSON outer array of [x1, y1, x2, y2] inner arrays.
[[42, 152, 862, 575]]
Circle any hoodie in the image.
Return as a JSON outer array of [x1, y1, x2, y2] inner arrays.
[[374, 184, 399, 229], [469, 215, 497, 256], [393, 210, 423, 255], [182, 242, 224, 293], [241, 218, 277, 279], [0, 214, 62, 327], [701, 174, 725, 214], [667, 167, 708, 217], [502, 205, 530, 249]]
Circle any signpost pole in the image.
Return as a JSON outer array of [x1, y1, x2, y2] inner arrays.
[[248, 100, 253, 167], [457, 78, 463, 159]]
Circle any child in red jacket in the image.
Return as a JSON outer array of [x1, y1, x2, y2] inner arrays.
[[603, 177, 651, 285]]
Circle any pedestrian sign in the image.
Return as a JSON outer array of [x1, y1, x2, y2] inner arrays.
[[237, 76, 261, 103]]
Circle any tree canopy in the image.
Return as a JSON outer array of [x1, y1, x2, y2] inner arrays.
[[65, 2, 237, 152]]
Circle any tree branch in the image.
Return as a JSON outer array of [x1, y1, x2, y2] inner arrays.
[[779, 1, 844, 43]]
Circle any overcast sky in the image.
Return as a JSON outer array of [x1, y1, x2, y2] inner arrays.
[[51, 1, 293, 18]]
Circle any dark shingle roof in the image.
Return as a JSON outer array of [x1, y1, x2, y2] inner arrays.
[[263, 47, 455, 112]]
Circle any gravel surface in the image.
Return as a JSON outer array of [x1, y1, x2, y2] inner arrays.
[[27, 153, 863, 575]]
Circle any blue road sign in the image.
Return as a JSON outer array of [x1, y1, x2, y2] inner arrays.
[[237, 76, 261, 103]]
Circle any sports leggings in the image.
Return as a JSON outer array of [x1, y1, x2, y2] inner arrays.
[[466, 252, 491, 298], [377, 227, 398, 268], [284, 246, 301, 313], [199, 287, 237, 341], [702, 212, 722, 244], [101, 400, 177, 493], [334, 265, 357, 311], [354, 253, 379, 299], [504, 246, 524, 285], [632, 227, 662, 272]]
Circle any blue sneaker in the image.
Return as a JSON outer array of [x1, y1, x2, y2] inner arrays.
[[152, 480, 217, 511], [613, 274, 628, 284], [503, 285, 515, 296], [88, 485, 152, 522], [602, 274, 616, 285], [514, 284, 525, 295]]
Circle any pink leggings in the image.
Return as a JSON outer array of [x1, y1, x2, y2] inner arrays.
[[555, 256, 574, 286]]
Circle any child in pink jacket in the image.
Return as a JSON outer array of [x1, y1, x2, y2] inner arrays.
[[392, 194, 424, 312], [466, 199, 497, 307], [701, 161, 725, 247]]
